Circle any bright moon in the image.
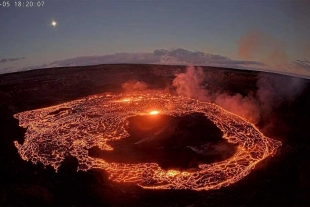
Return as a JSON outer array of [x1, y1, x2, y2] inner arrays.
[[51, 21, 57, 27]]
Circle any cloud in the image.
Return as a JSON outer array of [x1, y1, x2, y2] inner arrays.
[[29, 48, 264, 71], [0, 57, 25, 64], [0, 67, 18, 74], [292, 59, 310, 71], [39, 53, 160, 68], [1, 67, 14, 71], [156, 48, 265, 67], [1, 48, 309, 78]]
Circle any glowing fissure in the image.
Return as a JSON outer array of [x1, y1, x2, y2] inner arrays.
[[13, 92, 281, 191]]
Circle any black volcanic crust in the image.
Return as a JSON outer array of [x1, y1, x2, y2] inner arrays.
[[88, 113, 237, 170]]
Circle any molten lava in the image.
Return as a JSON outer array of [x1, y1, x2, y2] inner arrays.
[[13, 92, 281, 191], [149, 110, 159, 115]]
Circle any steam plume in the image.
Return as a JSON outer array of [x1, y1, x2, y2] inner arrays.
[[172, 66, 209, 101], [256, 73, 307, 114], [122, 80, 148, 92], [172, 66, 260, 123], [172, 66, 307, 124], [238, 30, 288, 69]]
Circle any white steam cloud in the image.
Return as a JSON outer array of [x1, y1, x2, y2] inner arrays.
[[172, 66, 208, 101]]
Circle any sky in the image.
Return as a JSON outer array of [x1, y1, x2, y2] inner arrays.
[[0, 0, 310, 76]]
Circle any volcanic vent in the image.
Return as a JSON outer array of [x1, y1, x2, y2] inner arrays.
[[14, 92, 281, 190]]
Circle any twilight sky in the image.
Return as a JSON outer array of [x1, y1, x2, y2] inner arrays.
[[1, 0, 309, 76]]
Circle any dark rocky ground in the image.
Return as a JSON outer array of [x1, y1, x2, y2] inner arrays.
[[0, 64, 310, 206]]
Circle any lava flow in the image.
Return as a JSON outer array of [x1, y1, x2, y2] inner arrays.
[[13, 91, 281, 191]]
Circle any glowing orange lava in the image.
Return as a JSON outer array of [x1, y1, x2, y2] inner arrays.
[[122, 98, 131, 102], [149, 110, 159, 115], [13, 92, 281, 191]]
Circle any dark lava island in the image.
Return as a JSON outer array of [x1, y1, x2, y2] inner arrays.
[[89, 113, 236, 170]]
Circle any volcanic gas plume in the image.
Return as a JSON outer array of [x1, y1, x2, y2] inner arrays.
[[172, 66, 307, 124], [14, 92, 281, 190]]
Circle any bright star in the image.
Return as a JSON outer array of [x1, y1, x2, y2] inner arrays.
[[51, 21, 57, 27]]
